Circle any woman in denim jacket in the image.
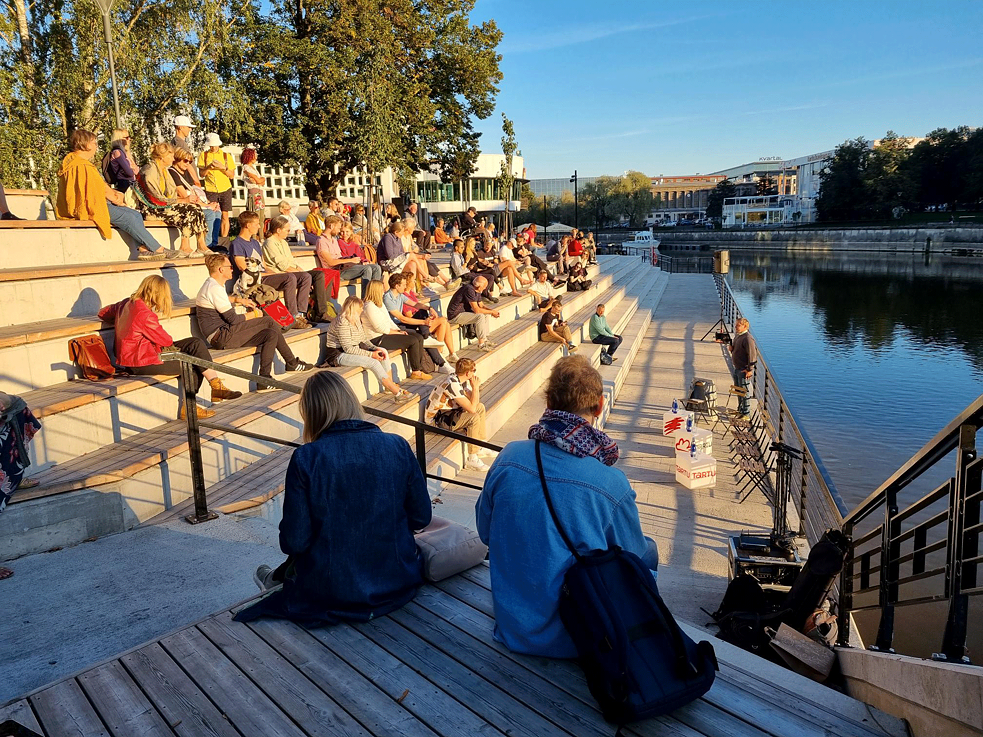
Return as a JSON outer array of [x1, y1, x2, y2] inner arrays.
[[235, 370, 432, 624], [476, 356, 659, 657]]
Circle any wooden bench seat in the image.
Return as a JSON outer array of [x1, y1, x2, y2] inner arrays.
[[0, 218, 170, 229]]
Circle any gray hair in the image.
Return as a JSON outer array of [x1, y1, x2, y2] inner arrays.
[[401, 217, 417, 231], [300, 371, 364, 443]]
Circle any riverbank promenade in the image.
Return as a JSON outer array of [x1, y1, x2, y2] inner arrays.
[[0, 257, 910, 737]]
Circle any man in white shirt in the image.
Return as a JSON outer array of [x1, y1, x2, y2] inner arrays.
[[528, 269, 558, 312], [195, 253, 312, 385], [424, 357, 493, 471]]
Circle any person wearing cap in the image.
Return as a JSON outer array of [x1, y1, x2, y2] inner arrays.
[[197, 133, 236, 242], [172, 115, 196, 158]]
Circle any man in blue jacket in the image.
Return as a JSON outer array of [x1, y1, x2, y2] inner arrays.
[[476, 356, 658, 657]]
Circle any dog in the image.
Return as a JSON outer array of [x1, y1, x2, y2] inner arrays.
[[234, 257, 278, 306]]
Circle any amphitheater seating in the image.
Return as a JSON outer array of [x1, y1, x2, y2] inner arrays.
[[0, 211, 663, 561]]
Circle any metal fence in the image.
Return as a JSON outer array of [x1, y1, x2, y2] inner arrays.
[[662, 254, 715, 274], [167, 352, 502, 525], [714, 273, 982, 662]]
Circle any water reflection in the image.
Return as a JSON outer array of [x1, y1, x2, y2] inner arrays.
[[725, 252, 983, 508]]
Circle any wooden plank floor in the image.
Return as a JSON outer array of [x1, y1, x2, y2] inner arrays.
[[4, 565, 902, 737]]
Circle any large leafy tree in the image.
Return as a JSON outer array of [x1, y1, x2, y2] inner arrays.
[[612, 170, 654, 227], [227, 0, 502, 200], [705, 178, 735, 220], [1, 0, 239, 189], [816, 138, 870, 222], [864, 131, 913, 217], [579, 175, 619, 229]]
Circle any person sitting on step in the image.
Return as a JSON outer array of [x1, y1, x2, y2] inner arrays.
[[195, 253, 313, 388], [304, 200, 325, 235], [231, 210, 312, 327], [314, 214, 382, 295], [323, 296, 412, 403], [539, 298, 577, 352], [278, 200, 305, 241], [363, 279, 449, 379], [589, 302, 622, 365], [55, 128, 173, 261], [99, 275, 242, 419], [237, 370, 432, 623], [424, 357, 494, 472], [263, 215, 338, 323], [475, 355, 658, 656], [447, 276, 499, 352], [383, 272, 457, 365], [528, 269, 559, 312]]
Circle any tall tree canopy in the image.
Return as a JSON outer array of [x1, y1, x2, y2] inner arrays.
[[226, 0, 502, 199], [1, 0, 502, 199]]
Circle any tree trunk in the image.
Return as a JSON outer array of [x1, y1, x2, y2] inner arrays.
[[12, 0, 34, 93]]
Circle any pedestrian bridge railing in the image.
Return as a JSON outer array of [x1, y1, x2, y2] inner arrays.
[[714, 273, 982, 662]]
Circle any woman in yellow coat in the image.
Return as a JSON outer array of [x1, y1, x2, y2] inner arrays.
[[55, 129, 176, 262]]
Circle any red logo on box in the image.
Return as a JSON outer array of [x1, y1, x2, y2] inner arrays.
[[664, 416, 684, 434], [675, 437, 691, 452]]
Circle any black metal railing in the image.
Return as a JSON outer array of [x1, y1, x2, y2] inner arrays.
[[715, 273, 983, 662], [713, 274, 848, 548], [836, 396, 982, 662], [164, 352, 502, 525], [661, 254, 715, 274]]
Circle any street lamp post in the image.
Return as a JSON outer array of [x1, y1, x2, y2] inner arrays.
[[94, 0, 122, 130], [569, 170, 578, 230]]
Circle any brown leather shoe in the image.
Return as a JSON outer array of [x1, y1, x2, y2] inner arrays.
[[209, 378, 242, 402], [178, 404, 216, 420], [409, 370, 433, 381]]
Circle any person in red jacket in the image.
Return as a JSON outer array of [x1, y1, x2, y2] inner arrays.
[[99, 275, 242, 418], [567, 231, 584, 265]]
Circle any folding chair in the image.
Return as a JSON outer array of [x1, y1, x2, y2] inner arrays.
[[684, 378, 724, 431]]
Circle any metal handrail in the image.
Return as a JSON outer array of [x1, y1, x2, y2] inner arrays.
[[661, 254, 715, 274], [713, 274, 848, 524], [713, 276, 983, 663], [162, 351, 503, 525]]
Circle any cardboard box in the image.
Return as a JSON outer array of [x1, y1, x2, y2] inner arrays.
[[675, 451, 717, 489]]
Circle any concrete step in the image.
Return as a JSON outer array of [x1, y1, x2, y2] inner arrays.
[[17, 262, 618, 469], [425, 267, 664, 517], [1, 259, 633, 560]]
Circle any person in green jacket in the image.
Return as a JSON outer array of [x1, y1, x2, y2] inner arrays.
[[589, 303, 622, 365]]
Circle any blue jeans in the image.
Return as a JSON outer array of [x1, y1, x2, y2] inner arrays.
[[107, 203, 164, 252], [203, 208, 221, 248], [340, 263, 383, 284], [592, 334, 622, 356], [735, 370, 751, 415]]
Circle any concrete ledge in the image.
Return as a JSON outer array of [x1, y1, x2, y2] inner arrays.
[[838, 646, 982, 737]]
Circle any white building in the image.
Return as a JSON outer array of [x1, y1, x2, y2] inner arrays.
[[412, 153, 524, 220], [722, 194, 816, 227]]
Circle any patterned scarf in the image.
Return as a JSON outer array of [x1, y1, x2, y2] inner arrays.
[[528, 409, 619, 466]]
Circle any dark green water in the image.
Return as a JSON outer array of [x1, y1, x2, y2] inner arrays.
[[725, 251, 983, 510]]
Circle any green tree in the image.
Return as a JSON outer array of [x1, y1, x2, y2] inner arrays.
[[864, 131, 913, 217], [612, 170, 654, 227], [580, 175, 619, 229], [705, 178, 735, 220], [756, 175, 777, 195], [901, 126, 972, 209], [227, 0, 503, 200], [1, 0, 239, 189], [816, 138, 870, 222], [497, 113, 518, 235]]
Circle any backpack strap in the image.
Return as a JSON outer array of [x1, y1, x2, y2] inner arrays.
[[535, 440, 583, 562], [635, 573, 703, 678]]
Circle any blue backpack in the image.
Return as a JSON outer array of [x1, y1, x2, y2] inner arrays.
[[535, 441, 718, 725]]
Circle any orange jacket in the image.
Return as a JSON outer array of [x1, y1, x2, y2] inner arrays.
[[56, 152, 113, 239]]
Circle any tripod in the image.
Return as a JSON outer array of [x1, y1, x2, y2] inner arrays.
[[769, 441, 803, 554], [701, 301, 728, 342]]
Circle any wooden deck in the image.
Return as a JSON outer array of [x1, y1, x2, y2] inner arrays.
[[1, 564, 903, 737]]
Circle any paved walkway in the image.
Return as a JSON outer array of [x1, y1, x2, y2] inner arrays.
[[604, 273, 773, 625], [438, 272, 775, 627]]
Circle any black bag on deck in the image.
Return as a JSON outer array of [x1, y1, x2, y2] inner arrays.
[[534, 441, 717, 724]]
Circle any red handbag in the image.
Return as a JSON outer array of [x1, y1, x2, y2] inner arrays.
[[262, 299, 295, 328], [68, 334, 116, 381]]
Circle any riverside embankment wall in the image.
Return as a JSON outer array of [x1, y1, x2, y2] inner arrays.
[[658, 225, 983, 253]]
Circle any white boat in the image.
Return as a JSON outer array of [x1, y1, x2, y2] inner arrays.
[[621, 230, 660, 252]]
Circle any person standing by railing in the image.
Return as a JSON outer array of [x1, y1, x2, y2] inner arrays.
[[730, 317, 756, 419]]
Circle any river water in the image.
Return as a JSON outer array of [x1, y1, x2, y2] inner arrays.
[[724, 250, 983, 512]]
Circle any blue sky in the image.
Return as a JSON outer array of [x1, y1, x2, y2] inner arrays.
[[471, 0, 983, 178]]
